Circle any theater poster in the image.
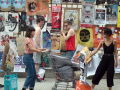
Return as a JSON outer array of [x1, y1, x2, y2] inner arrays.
[[51, 33, 61, 53], [26, 0, 49, 16], [5, 12, 19, 33], [81, 4, 94, 28], [12, 0, 25, 12], [94, 8, 106, 25], [77, 28, 93, 48], [0, 0, 11, 11], [52, 6, 61, 29], [93, 27, 120, 49], [64, 8, 80, 31], [105, 5, 118, 24], [117, 6, 120, 28]]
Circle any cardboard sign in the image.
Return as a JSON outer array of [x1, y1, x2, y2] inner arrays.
[[26, 0, 49, 15], [16, 37, 25, 56], [52, 6, 61, 29]]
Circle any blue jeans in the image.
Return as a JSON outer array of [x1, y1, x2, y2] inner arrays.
[[23, 53, 36, 89], [66, 50, 75, 60]]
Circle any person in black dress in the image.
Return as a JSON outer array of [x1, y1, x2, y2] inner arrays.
[[86, 28, 118, 90]]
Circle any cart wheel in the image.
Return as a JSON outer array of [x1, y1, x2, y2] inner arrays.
[[52, 86, 56, 90]]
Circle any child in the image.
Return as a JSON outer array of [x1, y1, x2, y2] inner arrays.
[[22, 26, 48, 90], [87, 28, 118, 90]]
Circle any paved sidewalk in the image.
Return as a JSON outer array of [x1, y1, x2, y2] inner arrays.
[[0, 77, 120, 90]]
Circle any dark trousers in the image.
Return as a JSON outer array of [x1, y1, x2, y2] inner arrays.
[[92, 55, 114, 87]]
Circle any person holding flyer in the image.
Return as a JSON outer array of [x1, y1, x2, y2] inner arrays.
[[86, 28, 118, 90], [22, 26, 48, 90]]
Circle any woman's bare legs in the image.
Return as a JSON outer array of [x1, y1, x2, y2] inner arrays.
[[91, 84, 95, 89], [108, 87, 112, 90]]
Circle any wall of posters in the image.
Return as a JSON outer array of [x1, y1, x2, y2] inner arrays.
[[12, 0, 25, 12], [0, 31, 13, 51], [5, 12, 19, 33], [81, 5, 94, 28], [117, 6, 120, 28], [94, 8, 106, 25], [105, 5, 118, 24], [52, 0, 61, 4], [51, 33, 61, 53], [21, 12, 47, 31], [26, 0, 49, 15], [0, 0, 11, 11], [64, 8, 80, 31], [0, 12, 5, 32], [52, 6, 61, 29], [77, 28, 93, 48]]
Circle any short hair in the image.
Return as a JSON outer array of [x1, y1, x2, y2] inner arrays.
[[64, 20, 71, 25], [36, 16, 44, 24], [25, 26, 35, 38], [104, 28, 112, 37]]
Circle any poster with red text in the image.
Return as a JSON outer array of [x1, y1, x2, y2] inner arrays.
[[93, 27, 120, 49], [26, 0, 49, 16], [52, 6, 61, 29]]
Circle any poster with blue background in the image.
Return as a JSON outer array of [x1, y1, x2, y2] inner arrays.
[[0, 0, 11, 11], [0, 52, 3, 72], [13, 0, 25, 11]]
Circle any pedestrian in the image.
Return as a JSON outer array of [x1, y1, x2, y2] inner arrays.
[[87, 27, 118, 90], [22, 26, 48, 90]]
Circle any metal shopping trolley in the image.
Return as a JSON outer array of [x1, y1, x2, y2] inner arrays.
[[47, 52, 80, 90]]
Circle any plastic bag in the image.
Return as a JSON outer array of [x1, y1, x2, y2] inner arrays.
[[36, 68, 45, 81], [75, 80, 91, 90]]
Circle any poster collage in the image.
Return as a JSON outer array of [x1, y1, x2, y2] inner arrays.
[[0, 0, 120, 75]]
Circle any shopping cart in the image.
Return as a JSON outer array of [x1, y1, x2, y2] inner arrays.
[[47, 52, 80, 90]]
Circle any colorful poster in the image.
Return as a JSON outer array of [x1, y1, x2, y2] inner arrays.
[[0, 31, 13, 51], [12, 0, 25, 11], [117, 6, 120, 28], [64, 8, 80, 31], [77, 28, 93, 48], [105, 5, 118, 24], [52, 6, 61, 29], [0, 52, 3, 72], [51, 33, 61, 53], [94, 8, 106, 25], [5, 40, 17, 71], [93, 27, 120, 49], [20, 12, 47, 31], [13, 56, 25, 72], [5, 12, 19, 33], [0, 12, 5, 32], [43, 30, 51, 50], [26, 0, 49, 15], [52, 0, 61, 4], [0, 0, 11, 11], [81, 5, 94, 28]]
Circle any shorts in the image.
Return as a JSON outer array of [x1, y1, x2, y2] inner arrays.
[[33, 52, 41, 64]]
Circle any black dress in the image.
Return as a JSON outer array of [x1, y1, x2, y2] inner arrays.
[[92, 40, 114, 87]]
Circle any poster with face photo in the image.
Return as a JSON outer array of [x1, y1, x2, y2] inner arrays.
[[0, 0, 11, 11], [81, 5, 94, 28], [62, 0, 72, 3], [26, 0, 49, 16], [0, 31, 13, 51], [5, 12, 19, 33], [12, 0, 25, 12], [105, 5, 118, 24], [20, 12, 47, 31], [52, 6, 61, 29], [51, 33, 61, 53], [52, 0, 61, 4], [94, 8, 106, 25], [64, 8, 80, 31], [77, 28, 93, 48], [0, 12, 5, 32], [107, 0, 119, 4]]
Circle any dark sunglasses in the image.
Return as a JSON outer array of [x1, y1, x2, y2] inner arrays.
[[64, 25, 68, 27]]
